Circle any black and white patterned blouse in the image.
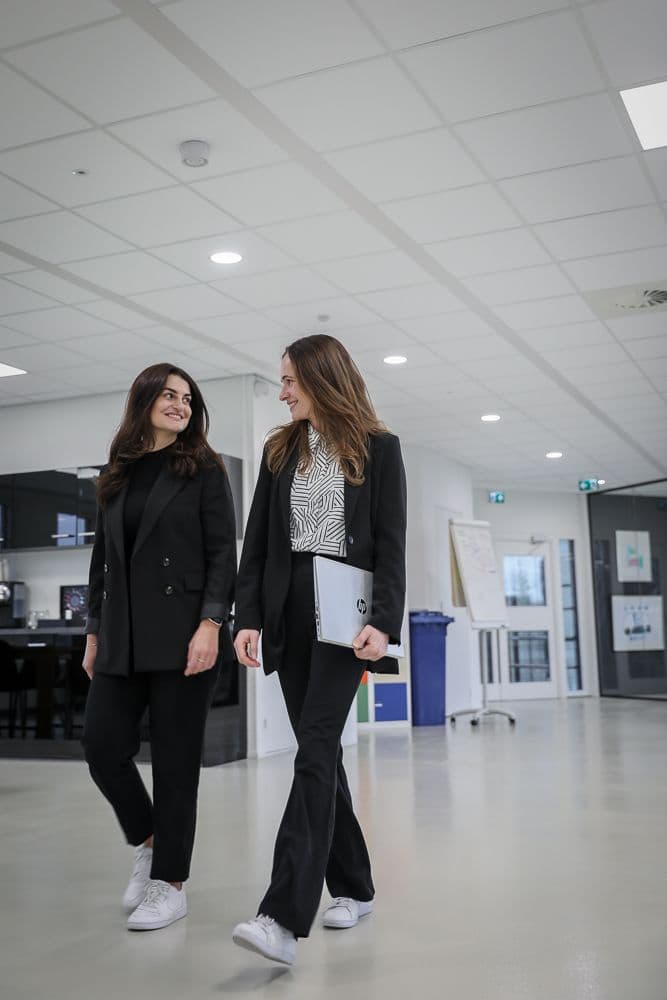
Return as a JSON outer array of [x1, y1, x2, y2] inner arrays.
[[290, 424, 347, 556]]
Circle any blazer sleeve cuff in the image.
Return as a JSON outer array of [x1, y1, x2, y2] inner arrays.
[[85, 617, 100, 634], [368, 615, 401, 647], [200, 602, 229, 621]]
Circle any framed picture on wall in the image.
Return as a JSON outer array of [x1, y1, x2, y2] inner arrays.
[[615, 530, 652, 583], [611, 595, 664, 652]]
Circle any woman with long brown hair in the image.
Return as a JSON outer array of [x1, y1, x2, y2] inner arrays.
[[232, 334, 407, 965], [81, 363, 236, 931]]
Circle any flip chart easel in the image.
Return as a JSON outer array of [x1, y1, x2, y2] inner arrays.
[[448, 519, 516, 727]]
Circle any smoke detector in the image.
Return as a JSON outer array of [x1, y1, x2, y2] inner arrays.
[[179, 139, 209, 167], [584, 282, 667, 319]]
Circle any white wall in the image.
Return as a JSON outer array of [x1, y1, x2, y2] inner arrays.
[[472, 489, 598, 696], [402, 444, 479, 716]]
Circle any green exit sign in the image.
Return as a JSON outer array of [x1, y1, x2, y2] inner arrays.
[[488, 490, 506, 504], [578, 478, 599, 492]]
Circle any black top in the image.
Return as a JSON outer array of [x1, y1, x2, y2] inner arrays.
[[123, 446, 173, 563]]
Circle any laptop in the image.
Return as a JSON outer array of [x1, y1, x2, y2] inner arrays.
[[312, 555, 404, 658]]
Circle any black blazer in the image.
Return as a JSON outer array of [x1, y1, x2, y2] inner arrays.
[[234, 432, 407, 676], [86, 463, 236, 675]]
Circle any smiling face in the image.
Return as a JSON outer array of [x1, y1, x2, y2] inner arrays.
[[149, 374, 192, 447], [279, 353, 316, 427]]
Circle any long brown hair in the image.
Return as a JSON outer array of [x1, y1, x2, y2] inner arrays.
[[265, 335, 386, 485], [96, 363, 224, 506]]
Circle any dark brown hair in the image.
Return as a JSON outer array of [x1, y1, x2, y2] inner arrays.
[[265, 334, 386, 486], [96, 363, 224, 506]]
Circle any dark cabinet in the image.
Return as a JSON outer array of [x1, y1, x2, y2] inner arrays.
[[0, 466, 103, 550]]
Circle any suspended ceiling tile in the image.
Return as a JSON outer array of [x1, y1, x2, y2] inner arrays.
[[109, 98, 288, 182], [562, 246, 667, 292], [6, 20, 214, 123], [256, 59, 439, 152], [355, 0, 568, 49], [191, 162, 343, 227], [78, 187, 239, 247], [209, 266, 340, 309], [8, 270, 98, 305], [400, 11, 602, 122], [384, 185, 520, 243], [582, 0, 667, 87], [500, 157, 655, 224], [163, 0, 384, 88], [326, 129, 485, 203], [458, 94, 633, 179], [315, 251, 430, 295], [535, 206, 667, 261], [129, 284, 245, 321], [63, 252, 197, 296], [152, 231, 295, 281], [427, 229, 551, 278], [0, 63, 88, 151], [0, 132, 174, 208], [0, 213, 130, 263], [257, 212, 393, 263], [0, 305, 114, 341]]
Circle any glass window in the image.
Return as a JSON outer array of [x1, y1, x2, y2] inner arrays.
[[507, 630, 550, 682], [559, 539, 582, 691], [503, 556, 546, 606]]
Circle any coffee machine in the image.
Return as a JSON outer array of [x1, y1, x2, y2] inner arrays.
[[0, 581, 26, 628]]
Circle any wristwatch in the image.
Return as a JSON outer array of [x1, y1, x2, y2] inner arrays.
[[207, 616, 223, 626]]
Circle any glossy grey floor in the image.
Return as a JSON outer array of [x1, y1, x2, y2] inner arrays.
[[2, 699, 666, 1000]]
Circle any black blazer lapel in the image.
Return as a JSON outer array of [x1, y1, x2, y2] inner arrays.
[[278, 448, 299, 542], [106, 479, 129, 575], [344, 478, 361, 533], [132, 467, 186, 560]]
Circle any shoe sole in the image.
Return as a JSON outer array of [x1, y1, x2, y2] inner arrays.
[[322, 902, 373, 929], [232, 930, 294, 966], [127, 909, 187, 931]]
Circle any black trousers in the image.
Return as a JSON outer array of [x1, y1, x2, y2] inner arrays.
[[259, 553, 374, 938], [82, 666, 218, 883]]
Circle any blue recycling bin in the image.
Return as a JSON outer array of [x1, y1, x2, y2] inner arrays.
[[409, 611, 455, 726]]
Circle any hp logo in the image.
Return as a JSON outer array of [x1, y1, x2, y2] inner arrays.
[[356, 597, 367, 614]]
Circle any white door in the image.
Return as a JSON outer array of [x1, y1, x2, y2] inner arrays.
[[486, 539, 561, 700]]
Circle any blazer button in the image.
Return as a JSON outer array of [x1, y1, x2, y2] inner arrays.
[[103, 562, 109, 573], [102, 590, 108, 600], [162, 556, 170, 567], [164, 585, 174, 596], [348, 534, 354, 545]]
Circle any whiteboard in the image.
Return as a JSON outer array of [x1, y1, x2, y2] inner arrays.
[[449, 519, 507, 629]]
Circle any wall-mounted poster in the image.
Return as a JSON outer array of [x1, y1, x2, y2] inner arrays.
[[611, 595, 664, 652], [615, 530, 652, 583]]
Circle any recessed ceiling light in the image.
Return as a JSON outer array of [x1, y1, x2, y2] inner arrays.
[[0, 363, 27, 378], [546, 451, 563, 460], [620, 81, 667, 150], [71, 168, 88, 176], [383, 355, 407, 365], [210, 251, 243, 264], [481, 413, 501, 422]]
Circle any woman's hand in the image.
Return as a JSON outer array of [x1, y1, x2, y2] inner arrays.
[[185, 620, 220, 676], [82, 636, 98, 679], [234, 629, 261, 668], [352, 625, 389, 662]]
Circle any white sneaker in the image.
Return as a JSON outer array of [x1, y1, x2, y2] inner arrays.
[[122, 844, 153, 913], [232, 914, 296, 965], [322, 897, 373, 929], [127, 879, 187, 931]]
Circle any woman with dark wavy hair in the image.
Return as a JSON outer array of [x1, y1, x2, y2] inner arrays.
[[81, 363, 236, 931], [232, 335, 407, 965]]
